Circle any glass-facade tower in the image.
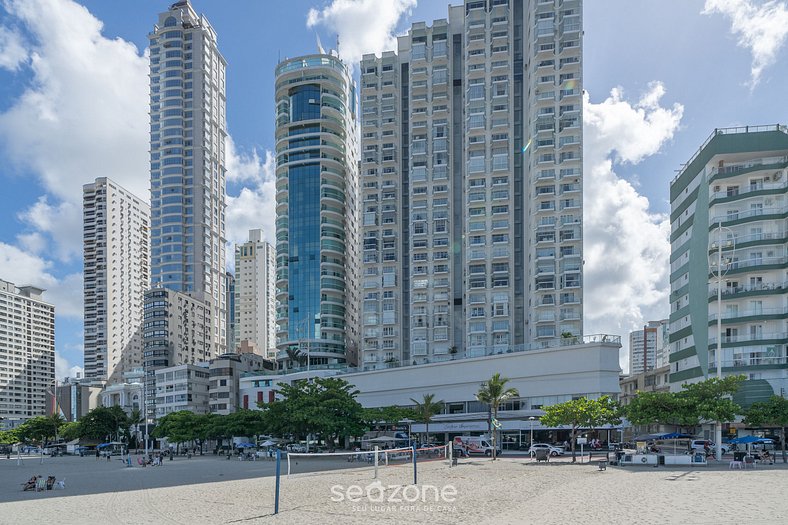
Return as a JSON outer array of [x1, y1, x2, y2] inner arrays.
[[148, 0, 227, 357], [274, 54, 360, 367]]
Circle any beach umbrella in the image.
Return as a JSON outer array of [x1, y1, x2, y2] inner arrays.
[[260, 440, 276, 447], [236, 443, 256, 448]]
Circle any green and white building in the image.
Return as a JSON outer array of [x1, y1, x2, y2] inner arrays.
[[669, 125, 788, 405]]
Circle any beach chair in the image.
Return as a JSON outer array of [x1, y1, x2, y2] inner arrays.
[[743, 456, 757, 469], [35, 477, 47, 492], [535, 449, 550, 462]]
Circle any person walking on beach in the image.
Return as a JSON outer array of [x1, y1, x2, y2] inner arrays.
[[95, 449, 100, 461]]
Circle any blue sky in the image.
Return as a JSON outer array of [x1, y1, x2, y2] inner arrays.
[[0, 0, 786, 377]]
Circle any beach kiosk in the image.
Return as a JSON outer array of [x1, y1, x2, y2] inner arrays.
[[619, 433, 706, 467]]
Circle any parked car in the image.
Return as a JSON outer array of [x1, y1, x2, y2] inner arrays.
[[527, 443, 564, 457], [285, 444, 307, 453], [691, 440, 729, 455]]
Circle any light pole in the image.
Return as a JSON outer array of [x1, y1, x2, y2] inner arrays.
[[529, 416, 535, 449], [710, 223, 735, 461]]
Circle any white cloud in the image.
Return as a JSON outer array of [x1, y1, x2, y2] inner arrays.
[[0, 0, 149, 266], [0, 25, 27, 70], [306, 0, 416, 66], [583, 83, 684, 374], [703, 0, 788, 87], [0, 242, 83, 318], [16, 196, 82, 262], [225, 142, 277, 267], [55, 351, 84, 381]]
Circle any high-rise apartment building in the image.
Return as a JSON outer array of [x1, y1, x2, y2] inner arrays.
[[142, 287, 211, 414], [0, 279, 55, 427], [234, 229, 276, 358], [83, 178, 150, 384], [225, 271, 235, 352], [669, 125, 787, 404], [628, 320, 668, 375], [149, 0, 227, 357], [274, 53, 361, 367], [359, 0, 583, 368]]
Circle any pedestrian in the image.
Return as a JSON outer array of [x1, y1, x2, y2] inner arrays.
[[96, 449, 100, 461]]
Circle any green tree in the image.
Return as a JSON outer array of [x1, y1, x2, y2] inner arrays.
[[409, 394, 443, 443], [152, 410, 198, 452], [259, 377, 366, 448], [60, 421, 81, 442], [364, 405, 414, 429], [0, 427, 20, 445], [540, 396, 621, 462], [475, 373, 519, 460], [625, 376, 744, 437], [744, 395, 788, 464], [79, 406, 130, 442], [16, 414, 65, 446]]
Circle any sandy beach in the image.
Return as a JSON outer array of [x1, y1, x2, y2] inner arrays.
[[1, 454, 786, 524]]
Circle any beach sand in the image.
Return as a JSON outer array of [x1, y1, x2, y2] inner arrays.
[[1, 456, 786, 524]]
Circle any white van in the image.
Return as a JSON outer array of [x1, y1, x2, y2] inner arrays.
[[453, 436, 501, 456]]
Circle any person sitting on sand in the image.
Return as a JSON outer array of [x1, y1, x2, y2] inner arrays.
[[761, 450, 772, 464], [46, 476, 56, 490], [22, 476, 37, 491]]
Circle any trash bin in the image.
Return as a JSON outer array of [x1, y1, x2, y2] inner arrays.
[[658, 455, 665, 465]]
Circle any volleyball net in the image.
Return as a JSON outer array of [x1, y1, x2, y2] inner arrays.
[[285, 444, 449, 479]]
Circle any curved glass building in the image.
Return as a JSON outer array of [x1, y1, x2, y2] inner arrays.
[[274, 54, 360, 368]]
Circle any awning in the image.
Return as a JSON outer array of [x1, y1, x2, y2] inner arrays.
[[236, 443, 256, 448], [633, 433, 692, 441], [729, 436, 769, 444]]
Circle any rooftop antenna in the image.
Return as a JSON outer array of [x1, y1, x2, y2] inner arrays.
[[336, 34, 340, 58], [316, 33, 325, 55]]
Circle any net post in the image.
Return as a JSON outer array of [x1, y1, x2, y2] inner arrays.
[[374, 446, 379, 479], [412, 443, 417, 485], [448, 442, 453, 467], [286, 449, 291, 476], [274, 448, 281, 515], [385, 449, 389, 466]]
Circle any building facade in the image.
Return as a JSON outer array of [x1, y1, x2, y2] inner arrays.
[[358, 0, 583, 369], [83, 177, 150, 384], [628, 319, 668, 375], [0, 280, 55, 427], [154, 363, 210, 418], [669, 125, 788, 406], [149, 0, 228, 357], [240, 335, 621, 447], [142, 287, 211, 417], [234, 229, 276, 358], [208, 352, 269, 414], [225, 271, 235, 353], [47, 377, 102, 422], [274, 54, 361, 368]]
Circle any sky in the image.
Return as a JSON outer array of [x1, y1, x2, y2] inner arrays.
[[0, 0, 786, 379]]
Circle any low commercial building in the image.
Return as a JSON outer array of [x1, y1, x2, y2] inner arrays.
[[240, 336, 622, 447], [208, 352, 271, 415], [46, 377, 102, 422]]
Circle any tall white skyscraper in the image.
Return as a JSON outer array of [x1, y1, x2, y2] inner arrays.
[[359, 0, 583, 369], [234, 229, 276, 358], [148, 0, 227, 358], [83, 178, 150, 384], [0, 279, 55, 427], [274, 53, 361, 368]]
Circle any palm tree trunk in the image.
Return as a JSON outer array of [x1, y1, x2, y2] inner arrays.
[[492, 406, 498, 461]]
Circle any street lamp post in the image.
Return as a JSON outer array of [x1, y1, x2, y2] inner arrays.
[[529, 416, 535, 449], [711, 223, 735, 461]]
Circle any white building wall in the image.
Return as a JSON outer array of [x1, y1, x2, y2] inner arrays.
[[0, 280, 55, 425], [234, 229, 276, 358], [83, 177, 150, 384]]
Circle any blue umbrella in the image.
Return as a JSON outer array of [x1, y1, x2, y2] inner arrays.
[[729, 436, 766, 444], [236, 443, 256, 448]]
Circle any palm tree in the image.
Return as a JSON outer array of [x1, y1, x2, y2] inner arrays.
[[410, 394, 444, 443], [285, 347, 307, 368], [129, 408, 143, 448], [476, 373, 519, 460]]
